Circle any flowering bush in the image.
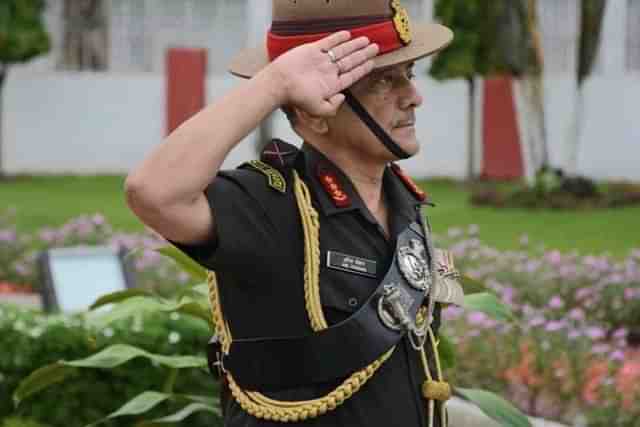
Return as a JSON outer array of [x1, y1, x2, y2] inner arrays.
[[0, 210, 37, 288], [437, 225, 640, 425], [4, 211, 640, 425], [0, 211, 191, 296]]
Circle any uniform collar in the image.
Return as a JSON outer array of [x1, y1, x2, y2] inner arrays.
[[297, 143, 429, 224]]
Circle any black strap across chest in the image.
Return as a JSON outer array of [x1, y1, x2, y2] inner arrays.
[[212, 222, 429, 391]]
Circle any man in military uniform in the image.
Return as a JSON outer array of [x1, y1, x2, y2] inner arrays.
[[125, 1, 462, 426]]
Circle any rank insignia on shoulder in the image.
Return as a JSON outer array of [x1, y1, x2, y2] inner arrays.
[[260, 139, 299, 170], [317, 165, 351, 208], [390, 163, 432, 205], [245, 160, 287, 193]]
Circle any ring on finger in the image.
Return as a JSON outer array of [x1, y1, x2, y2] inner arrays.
[[326, 49, 338, 63]]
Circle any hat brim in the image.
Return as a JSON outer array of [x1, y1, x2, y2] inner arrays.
[[228, 22, 453, 79]]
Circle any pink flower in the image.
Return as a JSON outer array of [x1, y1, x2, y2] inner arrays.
[[443, 306, 463, 321], [610, 350, 625, 361], [576, 287, 593, 300], [91, 214, 106, 226], [624, 288, 637, 301], [613, 328, 628, 340], [548, 296, 564, 309], [0, 230, 17, 242], [529, 316, 546, 328], [545, 320, 566, 332], [545, 250, 563, 266], [569, 308, 585, 321], [467, 312, 487, 324], [38, 229, 58, 243], [586, 327, 606, 340], [524, 260, 540, 273]]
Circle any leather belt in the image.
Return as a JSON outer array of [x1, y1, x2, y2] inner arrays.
[[207, 222, 431, 391]]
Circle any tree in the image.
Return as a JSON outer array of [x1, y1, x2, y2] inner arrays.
[[429, 0, 547, 182], [0, 0, 51, 177], [566, 0, 607, 175], [60, 0, 107, 71]]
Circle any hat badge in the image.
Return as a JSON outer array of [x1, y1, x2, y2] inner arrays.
[[391, 0, 412, 45]]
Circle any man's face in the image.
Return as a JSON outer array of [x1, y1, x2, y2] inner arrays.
[[328, 61, 423, 161]]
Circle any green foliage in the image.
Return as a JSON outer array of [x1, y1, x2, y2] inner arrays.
[[578, 0, 607, 85], [1, 417, 52, 427], [471, 176, 640, 210], [0, 303, 220, 427], [462, 292, 514, 322], [0, 0, 50, 66], [456, 388, 533, 427], [11, 246, 220, 427], [157, 246, 208, 283], [85, 392, 219, 427], [429, 0, 537, 81]]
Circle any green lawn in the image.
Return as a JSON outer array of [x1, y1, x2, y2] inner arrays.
[[419, 179, 640, 257], [1, 175, 638, 257], [1, 175, 142, 233]]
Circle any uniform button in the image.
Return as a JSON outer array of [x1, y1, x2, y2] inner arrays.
[[348, 298, 359, 308]]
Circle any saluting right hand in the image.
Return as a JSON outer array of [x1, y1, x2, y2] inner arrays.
[[267, 31, 380, 117]]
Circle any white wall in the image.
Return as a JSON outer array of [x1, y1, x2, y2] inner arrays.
[[577, 75, 640, 180], [4, 71, 638, 180], [542, 74, 640, 181], [3, 72, 237, 174], [2, 72, 469, 178]]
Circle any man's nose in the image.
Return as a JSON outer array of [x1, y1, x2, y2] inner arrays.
[[398, 80, 423, 110]]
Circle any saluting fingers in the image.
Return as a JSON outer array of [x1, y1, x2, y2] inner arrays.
[[329, 36, 372, 62], [335, 43, 379, 75], [338, 59, 376, 91], [316, 30, 352, 52]]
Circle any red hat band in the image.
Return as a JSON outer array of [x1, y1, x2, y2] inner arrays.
[[268, 21, 402, 61], [267, 1, 412, 62]]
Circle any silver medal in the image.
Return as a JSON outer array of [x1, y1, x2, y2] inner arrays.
[[378, 284, 415, 331], [398, 238, 432, 292]]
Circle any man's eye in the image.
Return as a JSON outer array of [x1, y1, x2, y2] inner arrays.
[[407, 71, 416, 80], [376, 75, 394, 86]]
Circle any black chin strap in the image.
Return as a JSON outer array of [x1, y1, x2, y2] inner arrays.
[[342, 89, 411, 160]]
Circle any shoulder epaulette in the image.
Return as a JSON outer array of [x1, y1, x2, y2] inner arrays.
[[390, 163, 431, 204], [260, 139, 299, 171], [241, 160, 287, 193]]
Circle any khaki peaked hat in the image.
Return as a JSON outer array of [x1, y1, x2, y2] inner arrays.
[[229, 0, 453, 78]]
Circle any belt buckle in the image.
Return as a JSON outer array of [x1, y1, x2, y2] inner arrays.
[[207, 335, 227, 379]]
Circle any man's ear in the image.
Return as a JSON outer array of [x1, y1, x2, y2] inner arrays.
[[296, 108, 329, 134]]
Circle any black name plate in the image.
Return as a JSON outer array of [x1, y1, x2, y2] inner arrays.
[[326, 251, 377, 278]]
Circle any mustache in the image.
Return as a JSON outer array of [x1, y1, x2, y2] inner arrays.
[[393, 113, 416, 128]]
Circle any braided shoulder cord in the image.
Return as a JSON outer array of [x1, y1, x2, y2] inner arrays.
[[206, 171, 394, 422]]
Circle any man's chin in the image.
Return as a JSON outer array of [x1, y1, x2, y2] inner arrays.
[[388, 128, 419, 157], [395, 137, 420, 159]]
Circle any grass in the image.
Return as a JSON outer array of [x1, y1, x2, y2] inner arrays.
[[1, 175, 142, 233], [420, 179, 640, 258], [1, 175, 638, 257]]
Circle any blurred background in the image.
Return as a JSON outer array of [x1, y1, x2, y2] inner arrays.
[[0, 1, 639, 427]]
